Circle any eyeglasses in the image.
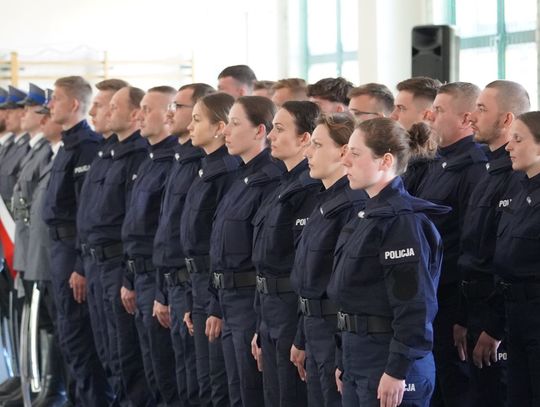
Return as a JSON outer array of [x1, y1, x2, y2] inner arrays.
[[167, 102, 194, 112], [351, 110, 380, 117]]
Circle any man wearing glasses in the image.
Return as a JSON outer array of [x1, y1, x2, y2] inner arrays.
[[347, 83, 395, 123]]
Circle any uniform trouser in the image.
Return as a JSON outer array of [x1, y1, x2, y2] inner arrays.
[[219, 287, 264, 407], [341, 331, 435, 407], [100, 258, 156, 407], [48, 237, 112, 406], [465, 300, 507, 407], [168, 283, 199, 406], [303, 315, 341, 407], [259, 291, 307, 407], [134, 271, 180, 406], [505, 300, 540, 406], [190, 272, 234, 407], [431, 284, 475, 407]]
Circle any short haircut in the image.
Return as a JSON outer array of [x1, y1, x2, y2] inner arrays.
[[307, 77, 353, 105], [253, 80, 276, 91], [148, 85, 177, 97], [95, 78, 129, 92], [438, 81, 481, 113], [272, 78, 308, 97], [316, 113, 356, 146], [126, 86, 145, 110], [348, 83, 395, 115], [218, 65, 257, 87], [396, 77, 442, 102], [54, 76, 93, 113], [179, 83, 216, 104], [281, 101, 320, 135], [485, 80, 530, 116]]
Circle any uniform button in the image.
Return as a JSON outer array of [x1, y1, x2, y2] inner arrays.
[[244, 177, 249, 184], [320, 207, 324, 215], [442, 162, 447, 169], [19, 198, 25, 204], [111, 150, 115, 157], [98, 151, 103, 157], [199, 169, 204, 177], [527, 196, 532, 205], [132, 174, 138, 181], [149, 153, 154, 159], [358, 211, 365, 218], [486, 163, 490, 170], [175, 153, 180, 161]]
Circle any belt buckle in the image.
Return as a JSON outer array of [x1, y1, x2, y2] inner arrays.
[[299, 297, 310, 316], [256, 275, 268, 294], [164, 272, 173, 287], [337, 311, 350, 331], [185, 258, 196, 274], [89, 248, 97, 261], [213, 272, 224, 289], [127, 259, 136, 274]]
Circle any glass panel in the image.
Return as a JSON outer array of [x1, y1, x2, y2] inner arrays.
[[308, 63, 338, 83], [307, 0, 338, 55], [340, 0, 358, 52], [456, 0, 497, 37], [459, 47, 498, 87], [506, 42, 538, 109], [505, 0, 536, 32], [431, 0, 450, 24], [340, 60, 359, 84]]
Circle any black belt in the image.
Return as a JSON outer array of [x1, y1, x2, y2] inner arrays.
[[49, 223, 77, 241], [255, 274, 293, 295], [460, 279, 496, 300], [90, 243, 124, 262], [212, 270, 257, 290], [299, 296, 337, 318], [185, 255, 210, 274], [164, 267, 190, 287], [336, 311, 393, 334], [499, 280, 540, 303], [126, 257, 155, 274]]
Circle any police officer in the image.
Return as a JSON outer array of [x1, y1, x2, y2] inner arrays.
[[121, 86, 179, 406], [415, 82, 487, 407], [390, 77, 441, 196], [457, 80, 530, 406], [307, 77, 353, 114], [76, 79, 128, 404], [251, 101, 321, 407], [88, 86, 154, 406], [0, 85, 30, 206], [153, 83, 214, 406], [347, 83, 394, 123], [328, 118, 449, 407], [21, 92, 67, 407], [41, 75, 111, 406], [180, 92, 240, 407], [494, 111, 540, 406], [210, 96, 283, 407], [289, 113, 367, 407]]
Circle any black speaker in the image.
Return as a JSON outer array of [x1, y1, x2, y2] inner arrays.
[[412, 25, 460, 83]]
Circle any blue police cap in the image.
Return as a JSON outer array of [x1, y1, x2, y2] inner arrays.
[[18, 83, 46, 107], [35, 89, 53, 115], [0, 86, 27, 109]]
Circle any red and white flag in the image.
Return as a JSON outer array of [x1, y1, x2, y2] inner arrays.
[[0, 198, 16, 277]]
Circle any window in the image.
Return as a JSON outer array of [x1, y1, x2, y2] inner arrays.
[[300, 0, 359, 83]]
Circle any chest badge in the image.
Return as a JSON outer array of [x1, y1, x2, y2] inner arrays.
[[358, 210, 365, 218]]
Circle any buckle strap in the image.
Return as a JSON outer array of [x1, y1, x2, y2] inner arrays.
[[336, 311, 393, 334], [184, 255, 210, 274], [164, 267, 190, 287], [255, 273, 293, 295], [499, 280, 540, 303], [126, 257, 155, 274], [212, 270, 257, 290], [49, 223, 76, 241], [90, 242, 124, 262], [298, 296, 337, 317]]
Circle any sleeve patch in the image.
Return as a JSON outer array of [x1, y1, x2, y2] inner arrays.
[[73, 165, 90, 175], [380, 244, 419, 265]]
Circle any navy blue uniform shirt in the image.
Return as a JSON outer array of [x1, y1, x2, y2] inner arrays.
[[122, 135, 176, 258], [252, 159, 321, 278], [153, 140, 204, 304], [327, 177, 449, 379], [42, 120, 100, 226], [179, 145, 241, 258], [210, 148, 284, 274], [416, 135, 487, 285], [494, 172, 540, 281], [290, 176, 368, 299], [87, 131, 147, 246], [402, 156, 436, 196]]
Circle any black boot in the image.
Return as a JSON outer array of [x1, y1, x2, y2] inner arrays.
[[31, 333, 66, 407], [0, 378, 20, 398]]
